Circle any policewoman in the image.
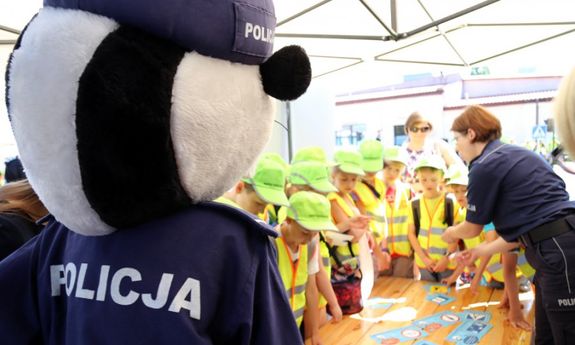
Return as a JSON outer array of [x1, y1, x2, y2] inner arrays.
[[443, 104, 575, 345]]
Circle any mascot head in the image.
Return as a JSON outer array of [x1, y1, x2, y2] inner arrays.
[[5, 0, 311, 236]]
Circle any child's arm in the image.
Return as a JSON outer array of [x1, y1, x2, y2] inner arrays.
[[407, 223, 435, 271], [315, 254, 342, 323], [433, 241, 458, 273], [304, 273, 322, 345], [442, 261, 465, 286], [330, 200, 369, 241], [501, 252, 532, 331], [469, 231, 497, 294], [370, 232, 391, 272]]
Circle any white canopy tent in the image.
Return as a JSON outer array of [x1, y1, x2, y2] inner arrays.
[[1, 0, 575, 155], [2, 0, 575, 83]]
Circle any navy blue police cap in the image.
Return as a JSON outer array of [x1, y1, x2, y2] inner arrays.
[[44, 0, 276, 65]]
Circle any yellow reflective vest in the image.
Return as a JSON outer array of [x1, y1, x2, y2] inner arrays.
[[318, 236, 330, 308], [353, 179, 386, 244], [327, 192, 360, 270], [411, 195, 456, 270], [384, 181, 412, 257], [275, 236, 308, 327]]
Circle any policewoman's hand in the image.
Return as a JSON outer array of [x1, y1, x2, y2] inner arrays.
[[442, 226, 458, 244], [457, 249, 478, 267]]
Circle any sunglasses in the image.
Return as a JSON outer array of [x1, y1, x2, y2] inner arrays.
[[410, 126, 430, 133]]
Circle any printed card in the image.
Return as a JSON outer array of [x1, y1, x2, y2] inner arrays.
[[370, 326, 428, 344], [459, 310, 492, 323], [447, 320, 492, 343], [424, 284, 450, 294], [413, 311, 462, 331], [425, 293, 455, 305]]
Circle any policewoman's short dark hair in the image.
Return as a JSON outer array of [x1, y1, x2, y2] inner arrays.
[[451, 105, 502, 143]]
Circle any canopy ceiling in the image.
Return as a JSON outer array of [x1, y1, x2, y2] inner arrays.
[[1, 0, 575, 90]]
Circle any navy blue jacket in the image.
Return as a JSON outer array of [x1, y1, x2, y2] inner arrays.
[[0, 202, 302, 345]]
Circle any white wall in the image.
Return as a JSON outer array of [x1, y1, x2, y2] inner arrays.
[[286, 79, 337, 161]]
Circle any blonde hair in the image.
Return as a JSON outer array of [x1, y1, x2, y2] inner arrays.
[[0, 179, 48, 222], [555, 67, 575, 157]]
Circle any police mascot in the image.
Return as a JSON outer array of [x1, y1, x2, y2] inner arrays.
[[0, 0, 311, 344]]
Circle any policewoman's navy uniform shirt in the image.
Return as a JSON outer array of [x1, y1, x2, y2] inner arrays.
[[466, 140, 575, 242], [0, 202, 302, 345]]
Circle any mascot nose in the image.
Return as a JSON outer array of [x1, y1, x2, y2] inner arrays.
[[259, 45, 312, 101]]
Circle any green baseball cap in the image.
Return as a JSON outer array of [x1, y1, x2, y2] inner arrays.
[[260, 152, 290, 176], [292, 146, 333, 165], [414, 155, 446, 174], [289, 161, 338, 193], [334, 150, 365, 176], [383, 146, 408, 166], [359, 140, 384, 172], [445, 164, 469, 186], [287, 191, 338, 232], [242, 159, 290, 207]]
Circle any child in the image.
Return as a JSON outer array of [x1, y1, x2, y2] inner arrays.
[[216, 158, 289, 215], [441, 164, 478, 286], [353, 140, 391, 273], [258, 152, 290, 226], [276, 191, 338, 345], [407, 155, 458, 282], [380, 146, 414, 278], [287, 161, 343, 327], [328, 150, 370, 272]]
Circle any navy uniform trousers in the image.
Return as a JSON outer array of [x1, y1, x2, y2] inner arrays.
[[524, 229, 575, 345]]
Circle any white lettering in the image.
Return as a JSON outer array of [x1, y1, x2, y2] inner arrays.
[[111, 267, 141, 305], [253, 25, 261, 40], [96, 265, 110, 301], [65, 263, 77, 296], [50, 263, 201, 318], [244, 22, 274, 43], [75, 263, 95, 299], [142, 273, 174, 309], [50, 265, 65, 296], [169, 277, 201, 320], [558, 298, 575, 306], [245, 22, 253, 38]]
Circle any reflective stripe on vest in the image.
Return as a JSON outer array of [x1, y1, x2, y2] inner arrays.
[[275, 237, 308, 327], [327, 192, 360, 269], [414, 195, 455, 269], [385, 182, 412, 257]]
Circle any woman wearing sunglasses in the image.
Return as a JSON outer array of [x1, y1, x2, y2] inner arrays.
[[401, 112, 461, 193]]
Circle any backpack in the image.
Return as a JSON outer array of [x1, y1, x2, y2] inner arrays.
[[411, 196, 454, 237]]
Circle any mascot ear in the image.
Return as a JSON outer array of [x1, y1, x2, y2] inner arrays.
[[260, 45, 312, 101]]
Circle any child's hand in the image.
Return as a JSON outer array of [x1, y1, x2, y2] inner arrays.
[[422, 256, 436, 271], [507, 307, 532, 331], [470, 274, 481, 295], [441, 274, 457, 286], [498, 290, 510, 309], [376, 250, 391, 272], [328, 303, 343, 323], [433, 257, 449, 272]]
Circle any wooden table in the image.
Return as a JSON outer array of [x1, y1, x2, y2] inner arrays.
[[307, 277, 534, 345]]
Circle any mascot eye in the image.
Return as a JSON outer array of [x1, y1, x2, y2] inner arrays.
[[259, 45, 311, 101]]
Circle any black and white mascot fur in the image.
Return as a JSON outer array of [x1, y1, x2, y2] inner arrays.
[[0, 0, 311, 344]]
